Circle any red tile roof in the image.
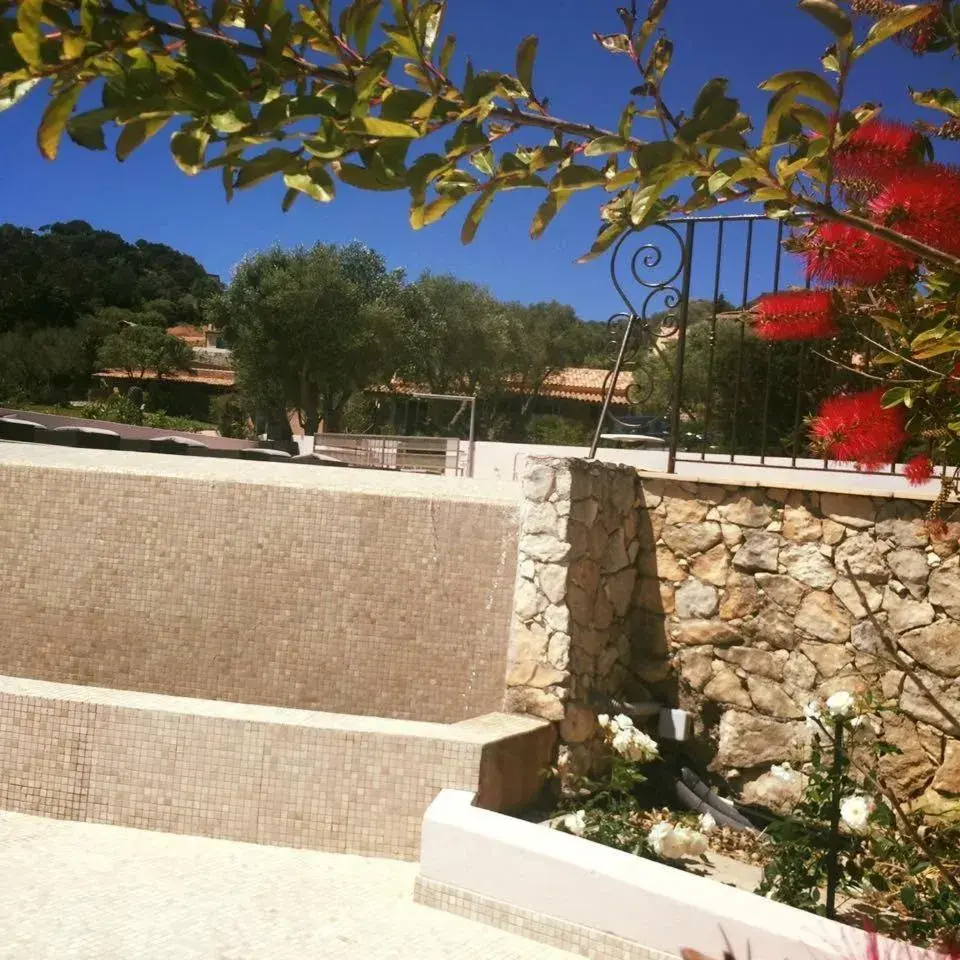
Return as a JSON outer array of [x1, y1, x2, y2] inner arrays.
[[384, 367, 632, 405], [96, 368, 236, 388]]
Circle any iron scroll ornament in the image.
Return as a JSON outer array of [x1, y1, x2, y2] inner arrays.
[[588, 221, 692, 459]]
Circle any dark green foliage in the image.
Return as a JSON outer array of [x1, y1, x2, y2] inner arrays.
[[0, 221, 219, 334], [96, 325, 195, 380], [209, 394, 253, 440], [525, 414, 592, 446], [0, 220, 220, 404]]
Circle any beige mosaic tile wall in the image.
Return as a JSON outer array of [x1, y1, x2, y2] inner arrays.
[[635, 477, 960, 811], [0, 448, 521, 722], [0, 676, 554, 859]]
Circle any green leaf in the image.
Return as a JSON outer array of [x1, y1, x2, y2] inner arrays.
[[445, 121, 489, 157], [354, 115, 419, 138], [265, 11, 292, 62], [355, 49, 392, 101], [553, 165, 606, 192], [855, 5, 934, 58], [411, 193, 459, 229], [170, 127, 210, 175], [515, 35, 537, 95], [634, 141, 682, 175], [337, 161, 403, 191], [530, 191, 569, 239], [577, 223, 624, 263], [281, 187, 299, 212], [381, 24, 419, 59], [461, 190, 494, 243], [799, 0, 853, 45], [16, 0, 43, 40], [760, 71, 838, 107], [911, 87, 960, 119], [439, 34, 456, 75], [116, 115, 169, 161], [351, 0, 381, 54], [584, 135, 631, 157], [283, 163, 335, 202], [0, 77, 40, 113], [236, 147, 298, 188], [470, 147, 494, 176], [184, 33, 250, 93], [80, 0, 98, 35], [37, 82, 85, 160], [881, 386, 909, 409]]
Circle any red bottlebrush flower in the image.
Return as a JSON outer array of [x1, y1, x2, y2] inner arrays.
[[834, 120, 924, 186], [869, 163, 960, 258], [948, 361, 960, 392], [810, 388, 908, 469], [899, 2, 944, 53], [752, 290, 839, 341], [803, 221, 917, 286], [904, 454, 935, 485]]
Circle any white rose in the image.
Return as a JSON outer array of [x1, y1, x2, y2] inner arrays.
[[672, 826, 708, 857], [561, 810, 587, 837], [698, 812, 717, 835], [597, 714, 610, 730], [613, 713, 634, 731], [646, 822, 673, 857], [804, 700, 823, 732], [610, 727, 659, 763], [840, 794, 875, 834], [826, 691, 856, 719]]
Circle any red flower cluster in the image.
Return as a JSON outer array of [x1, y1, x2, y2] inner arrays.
[[834, 120, 924, 185], [752, 291, 839, 341], [870, 163, 960, 257], [803, 221, 916, 286], [899, 1, 945, 53], [810, 388, 907, 469], [904, 453, 935, 485]]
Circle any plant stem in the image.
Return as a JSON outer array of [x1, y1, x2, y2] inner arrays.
[[824, 719, 844, 921]]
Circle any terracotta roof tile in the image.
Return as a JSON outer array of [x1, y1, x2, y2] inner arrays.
[[383, 367, 630, 405], [96, 368, 236, 388]]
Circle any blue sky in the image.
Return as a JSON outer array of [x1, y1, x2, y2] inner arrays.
[[1, 0, 955, 321]]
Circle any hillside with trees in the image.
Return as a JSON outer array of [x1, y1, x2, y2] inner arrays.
[[0, 220, 219, 405]]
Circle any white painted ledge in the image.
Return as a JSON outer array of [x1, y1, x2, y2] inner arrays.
[[419, 790, 940, 960]]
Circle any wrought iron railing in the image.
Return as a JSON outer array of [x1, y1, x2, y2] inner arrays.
[[590, 213, 906, 476]]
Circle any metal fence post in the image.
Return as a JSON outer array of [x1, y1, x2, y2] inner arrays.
[[666, 221, 695, 474]]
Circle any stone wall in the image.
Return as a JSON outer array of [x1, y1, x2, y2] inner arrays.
[[505, 458, 656, 783], [634, 477, 960, 810]]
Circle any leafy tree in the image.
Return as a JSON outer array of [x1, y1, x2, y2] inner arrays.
[[209, 241, 411, 438], [96, 324, 195, 381]]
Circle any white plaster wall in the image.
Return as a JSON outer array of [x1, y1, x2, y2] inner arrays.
[[420, 790, 936, 960]]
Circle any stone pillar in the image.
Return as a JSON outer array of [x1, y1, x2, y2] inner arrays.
[[504, 457, 656, 788]]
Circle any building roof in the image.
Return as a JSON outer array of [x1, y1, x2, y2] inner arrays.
[[166, 324, 208, 347], [383, 367, 631, 405], [96, 368, 237, 388], [538, 367, 631, 404]]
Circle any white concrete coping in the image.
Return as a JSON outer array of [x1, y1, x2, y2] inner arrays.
[[0, 441, 520, 504], [0, 675, 547, 747], [419, 790, 941, 960]]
